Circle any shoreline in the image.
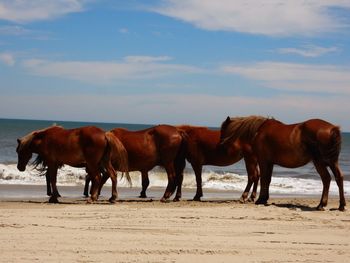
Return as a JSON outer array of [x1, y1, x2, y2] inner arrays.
[[0, 183, 335, 202]]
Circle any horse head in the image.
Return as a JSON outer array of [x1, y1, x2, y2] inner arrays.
[[16, 136, 34, 171]]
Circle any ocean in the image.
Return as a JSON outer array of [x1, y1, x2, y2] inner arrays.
[[0, 118, 349, 197]]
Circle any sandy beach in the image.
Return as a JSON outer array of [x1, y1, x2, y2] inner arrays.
[[0, 186, 349, 262]]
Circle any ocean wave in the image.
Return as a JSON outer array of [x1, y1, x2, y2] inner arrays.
[[0, 163, 349, 196]]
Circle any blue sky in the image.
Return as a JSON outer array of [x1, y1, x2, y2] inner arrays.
[[0, 0, 350, 130]]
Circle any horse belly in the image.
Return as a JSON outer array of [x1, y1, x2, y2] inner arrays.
[[50, 144, 86, 167], [127, 146, 158, 171], [274, 148, 310, 168]]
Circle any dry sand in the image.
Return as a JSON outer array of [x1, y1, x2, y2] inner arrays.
[[0, 191, 349, 263]]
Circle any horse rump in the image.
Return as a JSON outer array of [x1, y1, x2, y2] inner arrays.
[[322, 126, 341, 164]]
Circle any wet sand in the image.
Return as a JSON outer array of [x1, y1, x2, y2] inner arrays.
[[0, 185, 349, 262]]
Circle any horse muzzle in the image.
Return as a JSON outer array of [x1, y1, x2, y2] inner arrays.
[[17, 164, 26, 172]]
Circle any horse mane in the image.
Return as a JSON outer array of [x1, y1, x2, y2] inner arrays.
[[18, 125, 63, 175], [221, 115, 269, 145], [18, 125, 63, 152]]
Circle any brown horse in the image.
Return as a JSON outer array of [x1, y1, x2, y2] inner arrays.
[[175, 125, 259, 202], [220, 116, 346, 211], [85, 125, 186, 202], [16, 125, 128, 203]]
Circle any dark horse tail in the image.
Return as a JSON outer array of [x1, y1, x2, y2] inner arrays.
[[103, 132, 131, 186], [319, 126, 342, 165]]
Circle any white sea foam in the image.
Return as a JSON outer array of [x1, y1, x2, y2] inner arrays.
[[0, 163, 349, 196]]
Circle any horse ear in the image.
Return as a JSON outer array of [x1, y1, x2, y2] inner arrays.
[[221, 116, 231, 130], [17, 139, 21, 144]]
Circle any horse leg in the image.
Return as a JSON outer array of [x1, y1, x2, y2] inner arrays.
[[87, 166, 101, 203], [313, 160, 331, 211], [99, 171, 110, 197], [174, 157, 186, 202], [250, 165, 260, 202], [173, 170, 183, 202], [45, 170, 61, 197], [240, 179, 253, 203], [329, 162, 346, 211], [192, 163, 203, 201], [255, 162, 273, 205], [106, 168, 118, 203], [48, 166, 59, 203], [241, 155, 258, 203], [139, 171, 149, 198], [83, 173, 90, 197], [160, 164, 177, 202], [45, 170, 52, 196]]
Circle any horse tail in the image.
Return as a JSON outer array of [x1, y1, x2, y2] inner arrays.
[[172, 129, 187, 188], [176, 129, 188, 167], [318, 126, 342, 164], [105, 132, 132, 186]]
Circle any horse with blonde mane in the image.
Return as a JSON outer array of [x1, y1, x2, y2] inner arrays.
[[16, 125, 129, 203], [220, 116, 345, 211], [175, 125, 259, 202]]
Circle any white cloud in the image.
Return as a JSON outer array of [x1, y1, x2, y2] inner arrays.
[[123, 56, 172, 63], [277, 45, 339, 57], [0, 0, 85, 23], [223, 62, 350, 94], [0, 25, 31, 35], [0, 25, 52, 40], [0, 52, 15, 66], [118, 28, 128, 34], [152, 0, 350, 36], [21, 56, 202, 83]]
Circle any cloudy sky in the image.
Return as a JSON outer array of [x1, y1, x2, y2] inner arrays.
[[0, 0, 350, 130]]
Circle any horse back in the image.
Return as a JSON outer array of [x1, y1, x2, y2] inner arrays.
[[110, 127, 158, 155], [111, 125, 183, 169], [40, 126, 107, 166], [255, 118, 341, 166]]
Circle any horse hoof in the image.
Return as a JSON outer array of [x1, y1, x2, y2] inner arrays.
[[193, 196, 201, 202], [160, 197, 168, 203], [139, 194, 147, 198], [109, 198, 117, 204], [239, 197, 246, 203], [316, 205, 325, 211], [255, 199, 267, 205], [173, 197, 180, 202], [86, 198, 97, 204], [339, 205, 345, 212], [248, 197, 255, 203], [48, 196, 59, 203]]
